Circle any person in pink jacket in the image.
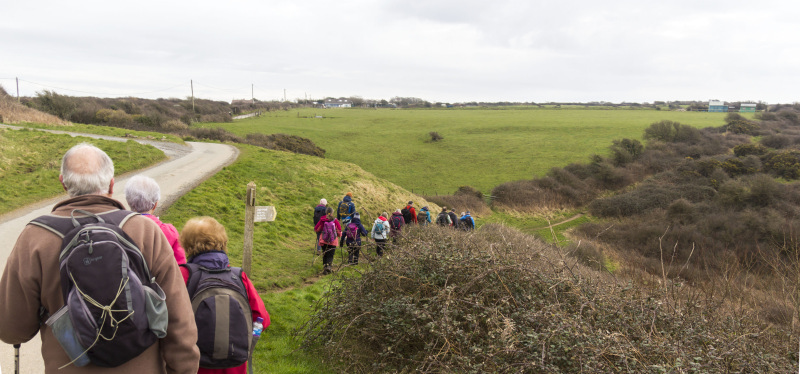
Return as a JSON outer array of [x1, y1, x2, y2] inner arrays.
[[314, 207, 342, 275], [125, 174, 187, 264]]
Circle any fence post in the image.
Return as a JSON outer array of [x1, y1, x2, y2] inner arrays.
[[243, 182, 255, 275]]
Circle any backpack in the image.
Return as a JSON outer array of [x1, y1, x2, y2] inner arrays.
[[321, 220, 337, 244], [401, 207, 412, 223], [337, 201, 353, 221], [390, 215, 403, 230], [460, 216, 474, 230], [345, 222, 359, 241], [373, 221, 386, 237], [417, 210, 428, 225], [313, 205, 326, 225], [180, 263, 252, 369], [35, 209, 167, 368], [436, 212, 449, 226]]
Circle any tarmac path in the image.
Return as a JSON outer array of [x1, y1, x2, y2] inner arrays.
[[0, 126, 239, 373]]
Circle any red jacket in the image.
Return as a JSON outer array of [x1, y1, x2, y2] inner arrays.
[[314, 215, 342, 246], [406, 205, 418, 223]]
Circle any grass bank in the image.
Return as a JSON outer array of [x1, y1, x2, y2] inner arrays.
[[0, 128, 166, 215], [202, 107, 738, 194]]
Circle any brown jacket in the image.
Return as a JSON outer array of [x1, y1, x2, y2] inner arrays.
[[0, 195, 200, 373]]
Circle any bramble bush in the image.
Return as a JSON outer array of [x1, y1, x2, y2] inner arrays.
[[298, 225, 796, 373]]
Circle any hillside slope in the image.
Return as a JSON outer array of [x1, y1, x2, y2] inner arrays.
[[160, 143, 441, 290]]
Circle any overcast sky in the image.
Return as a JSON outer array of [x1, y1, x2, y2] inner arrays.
[[2, 0, 798, 104]]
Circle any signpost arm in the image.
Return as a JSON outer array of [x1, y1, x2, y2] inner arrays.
[[243, 182, 255, 275]]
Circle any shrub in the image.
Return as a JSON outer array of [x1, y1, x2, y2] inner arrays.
[[609, 138, 643, 166], [763, 150, 800, 179], [643, 120, 701, 144], [733, 143, 767, 157], [761, 134, 792, 149], [244, 133, 326, 157], [428, 131, 443, 142], [298, 225, 796, 373], [160, 119, 189, 131], [454, 185, 483, 199]]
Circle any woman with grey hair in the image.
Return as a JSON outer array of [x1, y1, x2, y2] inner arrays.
[[124, 174, 187, 264]]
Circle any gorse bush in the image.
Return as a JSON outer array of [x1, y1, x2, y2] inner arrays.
[[298, 225, 796, 373]]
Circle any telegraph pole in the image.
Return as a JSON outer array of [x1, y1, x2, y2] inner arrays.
[[16, 77, 20, 102], [190, 80, 195, 117]]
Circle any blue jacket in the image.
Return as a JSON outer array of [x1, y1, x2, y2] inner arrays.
[[337, 196, 355, 222], [460, 214, 475, 230]]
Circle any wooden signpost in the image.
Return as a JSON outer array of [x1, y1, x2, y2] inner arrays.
[[243, 182, 276, 275]]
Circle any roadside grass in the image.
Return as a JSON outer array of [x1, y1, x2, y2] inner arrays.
[[253, 280, 336, 374], [203, 107, 738, 194], [0, 128, 166, 215], [7, 122, 185, 144]]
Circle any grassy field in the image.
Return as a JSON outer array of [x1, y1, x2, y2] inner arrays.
[[202, 107, 742, 194], [0, 128, 166, 215]]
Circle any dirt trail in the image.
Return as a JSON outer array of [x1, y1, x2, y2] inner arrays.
[[0, 127, 238, 374], [530, 213, 585, 231]]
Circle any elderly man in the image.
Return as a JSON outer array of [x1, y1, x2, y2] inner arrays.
[[0, 143, 200, 373]]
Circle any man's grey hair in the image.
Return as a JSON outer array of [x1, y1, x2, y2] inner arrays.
[[60, 143, 115, 197], [124, 175, 161, 213]]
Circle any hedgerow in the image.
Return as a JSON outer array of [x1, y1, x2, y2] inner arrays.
[[297, 225, 796, 373]]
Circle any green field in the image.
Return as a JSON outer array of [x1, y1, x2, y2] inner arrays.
[[204, 107, 740, 194]]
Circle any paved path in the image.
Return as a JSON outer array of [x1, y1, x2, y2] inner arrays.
[[0, 127, 239, 373]]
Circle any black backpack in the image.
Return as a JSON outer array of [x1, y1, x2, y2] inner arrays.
[[181, 263, 253, 369], [34, 209, 167, 368], [401, 207, 412, 223], [313, 205, 326, 225], [436, 212, 449, 226], [417, 210, 428, 225]]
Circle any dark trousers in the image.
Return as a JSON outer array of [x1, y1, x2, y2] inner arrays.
[[347, 243, 361, 265], [321, 244, 336, 269], [315, 232, 322, 253], [374, 238, 387, 257]]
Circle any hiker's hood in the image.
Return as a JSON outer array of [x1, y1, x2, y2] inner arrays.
[[350, 217, 362, 225], [379, 216, 388, 221], [189, 250, 230, 269], [342, 195, 352, 203], [392, 211, 403, 216]]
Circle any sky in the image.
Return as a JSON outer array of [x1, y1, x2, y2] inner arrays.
[[2, 0, 799, 104]]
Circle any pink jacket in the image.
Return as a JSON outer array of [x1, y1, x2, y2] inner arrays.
[[143, 214, 187, 265]]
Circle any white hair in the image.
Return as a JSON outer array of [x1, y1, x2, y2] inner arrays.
[[60, 143, 114, 197], [124, 175, 161, 213]]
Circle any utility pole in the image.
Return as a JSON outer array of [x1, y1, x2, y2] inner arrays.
[[16, 77, 20, 102], [190, 80, 195, 118]]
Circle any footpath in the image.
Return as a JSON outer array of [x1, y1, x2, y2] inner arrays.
[[0, 127, 239, 373]]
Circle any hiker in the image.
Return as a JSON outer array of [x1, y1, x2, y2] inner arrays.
[[0, 143, 200, 373], [315, 206, 342, 274], [124, 174, 187, 264], [460, 211, 476, 231], [371, 214, 390, 257], [179, 216, 269, 374], [344, 212, 369, 265], [401, 201, 417, 224], [448, 208, 460, 229], [436, 207, 452, 226], [337, 192, 356, 247], [313, 198, 328, 255], [389, 208, 405, 243], [417, 206, 431, 226]]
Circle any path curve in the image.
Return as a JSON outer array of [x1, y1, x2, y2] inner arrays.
[[0, 126, 239, 373]]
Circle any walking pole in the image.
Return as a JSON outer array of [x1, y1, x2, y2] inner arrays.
[[14, 343, 21, 374]]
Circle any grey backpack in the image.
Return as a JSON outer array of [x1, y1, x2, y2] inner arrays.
[[35, 209, 168, 368]]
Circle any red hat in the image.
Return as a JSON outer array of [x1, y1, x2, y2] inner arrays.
[[379, 216, 387, 221]]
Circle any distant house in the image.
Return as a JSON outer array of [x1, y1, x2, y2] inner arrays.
[[740, 103, 757, 113], [708, 100, 728, 112], [323, 99, 352, 108]]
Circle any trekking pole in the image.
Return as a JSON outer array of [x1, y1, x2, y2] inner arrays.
[[14, 343, 21, 374]]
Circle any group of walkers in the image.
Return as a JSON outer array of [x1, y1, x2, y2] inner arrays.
[[0, 143, 267, 374], [313, 195, 477, 275]]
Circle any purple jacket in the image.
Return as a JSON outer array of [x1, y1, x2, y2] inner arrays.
[[143, 214, 187, 265]]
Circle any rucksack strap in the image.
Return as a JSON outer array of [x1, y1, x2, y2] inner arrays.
[[29, 209, 138, 238]]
